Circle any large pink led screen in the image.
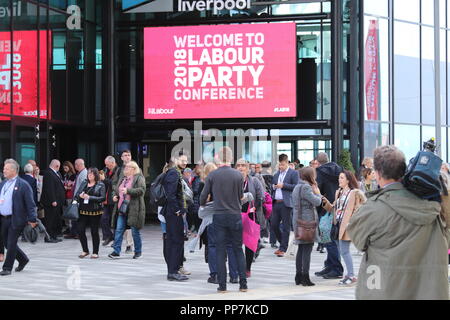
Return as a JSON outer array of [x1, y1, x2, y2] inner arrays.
[[144, 23, 297, 119]]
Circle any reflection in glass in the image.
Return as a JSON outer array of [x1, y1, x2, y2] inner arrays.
[[394, 22, 420, 123], [394, 124, 420, 161], [364, 122, 389, 158], [394, 0, 419, 22], [364, 0, 388, 17], [422, 26, 435, 125]]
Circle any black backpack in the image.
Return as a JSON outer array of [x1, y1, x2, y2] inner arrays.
[[149, 172, 167, 207]]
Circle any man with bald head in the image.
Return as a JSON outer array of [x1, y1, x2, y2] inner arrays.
[[63, 159, 88, 239], [41, 159, 66, 243]]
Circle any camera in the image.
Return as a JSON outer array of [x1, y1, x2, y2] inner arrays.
[[423, 138, 436, 153]]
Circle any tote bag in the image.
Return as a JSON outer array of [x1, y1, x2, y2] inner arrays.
[[319, 212, 333, 244], [241, 204, 260, 253], [63, 202, 79, 221]]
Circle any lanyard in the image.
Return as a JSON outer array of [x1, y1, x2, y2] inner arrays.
[[278, 170, 286, 183], [1, 179, 16, 198]]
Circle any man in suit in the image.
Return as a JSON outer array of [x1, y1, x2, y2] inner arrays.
[[271, 154, 299, 257], [21, 163, 38, 206], [0, 159, 37, 276], [64, 158, 87, 239], [41, 159, 65, 243]]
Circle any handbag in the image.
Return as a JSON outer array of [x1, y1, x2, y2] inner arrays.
[[63, 202, 79, 220], [119, 199, 130, 215], [330, 220, 341, 241], [241, 203, 260, 253], [295, 219, 317, 242], [319, 212, 333, 244]]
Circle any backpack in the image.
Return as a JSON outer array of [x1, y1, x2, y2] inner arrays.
[[149, 172, 167, 207], [262, 191, 273, 219], [403, 150, 443, 200]]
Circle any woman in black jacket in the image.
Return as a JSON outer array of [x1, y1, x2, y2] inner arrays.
[[74, 168, 106, 259]]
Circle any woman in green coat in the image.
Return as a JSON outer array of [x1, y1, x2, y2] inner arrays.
[[108, 161, 146, 260]]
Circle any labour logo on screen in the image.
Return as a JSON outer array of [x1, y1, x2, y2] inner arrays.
[[122, 0, 174, 13]]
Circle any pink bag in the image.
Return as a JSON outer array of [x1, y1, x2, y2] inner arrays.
[[241, 205, 260, 253], [263, 192, 273, 219]]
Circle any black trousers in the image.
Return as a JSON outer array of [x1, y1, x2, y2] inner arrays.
[[77, 214, 102, 255], [0, 219, 4, 254], [43, 205, 63, 239], [1, 216, 28, 271], [165, 213, 184, 274], [245, 247, 254, 272], [296, 243, 314, 274], [271, 202, 292, 252]]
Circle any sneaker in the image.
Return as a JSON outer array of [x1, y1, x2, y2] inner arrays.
[[315, 268, 331, 277], [133, 252, 142, 259], [271, 244, 278, 249], [341, 277, 357, 285], [207, 275, 218, 284], [262, 237, 269, 244], [239, 283, 248, 292], [108, 252, 120, 259], [229, 278, 239, 284], [323, 271, 343, 279], [179, 267, 191, 275], [102, 238, 113, 247], [125, 246, 132, 254], [217, 286, 228, 293]]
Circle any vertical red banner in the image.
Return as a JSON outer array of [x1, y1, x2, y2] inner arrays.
[[365, 20, 380, 121], [0, 30, 50, 119]]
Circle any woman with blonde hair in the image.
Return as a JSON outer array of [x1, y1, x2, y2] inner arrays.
[[109, 161, 146, 259]]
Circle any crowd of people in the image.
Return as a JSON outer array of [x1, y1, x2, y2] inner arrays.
[[0, 145, 449, 299]]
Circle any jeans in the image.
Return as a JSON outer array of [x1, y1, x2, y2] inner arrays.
[[112, 215, 142, 255], [207, 224, 238, 279], [213, 214, 247, 288], [101, 205, 114, 241], [296, 243, 313, 274], [324, 240, 344, 274], [339, 240, 354, 277]]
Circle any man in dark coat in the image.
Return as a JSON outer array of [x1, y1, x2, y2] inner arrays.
[[40, 159, 66, 243], [21, 163, 38, 206], [161, 153, 189, 282], [315, 152, 344, 279], [102, 155, 120, 246], [0, 159, 37, 276]]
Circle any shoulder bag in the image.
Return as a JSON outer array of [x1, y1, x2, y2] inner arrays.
[[294, 185, 318, 242], [63, 201, 79, 220]]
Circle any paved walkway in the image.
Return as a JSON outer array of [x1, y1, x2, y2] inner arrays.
[[0, 224, 366, 300]]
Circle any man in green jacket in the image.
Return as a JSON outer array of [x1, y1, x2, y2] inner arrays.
[[347, 145, 449, 300]]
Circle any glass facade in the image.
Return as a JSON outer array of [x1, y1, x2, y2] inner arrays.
[[0, 0, 104, 168], [0, 0, 361, 186], [364, 0, 449, 161]]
